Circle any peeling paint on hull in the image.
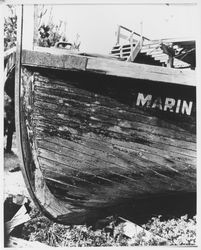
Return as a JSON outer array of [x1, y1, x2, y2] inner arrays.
[[16, 53, 196, 224]]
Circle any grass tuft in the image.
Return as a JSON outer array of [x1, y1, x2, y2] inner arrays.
[[21, 207, 196, 247]]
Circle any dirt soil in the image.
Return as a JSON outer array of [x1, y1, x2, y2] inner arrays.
[[4, 133, 29, 200]]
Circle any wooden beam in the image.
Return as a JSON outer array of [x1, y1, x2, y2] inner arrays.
[[21, 49, 196, 86], [147, 50, 163, 56], [116, 25, 121, 44], [87, 57, 195, 86], [15, 4, 24, 189], [151, 54, 168, 59], [127, 38, 143, 62], [22, 50, 88, 71], [119, 25, 150, 41], [150, 37, 195, 45]]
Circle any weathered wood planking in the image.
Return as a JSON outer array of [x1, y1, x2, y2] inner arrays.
[[19, 61, 196, 224], [19, 68, 92, 224], [21, 49, 196, 86]]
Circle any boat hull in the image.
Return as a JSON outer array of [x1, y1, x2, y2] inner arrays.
[[18, 61, 196, 224]]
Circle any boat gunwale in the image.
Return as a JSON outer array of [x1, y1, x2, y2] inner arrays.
[[21, 48, 196, 87]]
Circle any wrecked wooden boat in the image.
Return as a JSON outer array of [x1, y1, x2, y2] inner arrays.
[[12, 9, 196, 224]]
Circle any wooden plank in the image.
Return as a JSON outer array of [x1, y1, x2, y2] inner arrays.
[[33, 99, 196, 149], [34, 88, 195, 139], [141, 43, 161, 50], [39, 148, 193, 204], [18, 49, 196, 224], [15, 5, 29, 200], [86, 57, 195, 86], [118, 25, 150, 41], [37, 137, 195, 182], [39, 126, 195, 166], [22, 50, 87, 71], [29, 69, 196, 199], [147, 50, 164, 56], [39, 85, 195, 145], [13, 9, 57, 221], [35, 139, 195, 204], [39, 156, 127, 187], [35, 117, 196, 161], [127, 38, 142, 62], [21, 49, 196, 86], [149, 37, 194, 45], [111, 48, 121, 53], [140, 48, 155, 53], [19, 66, 86, 219], [151, 55, 168, 60], [32, 69, 196, 140]]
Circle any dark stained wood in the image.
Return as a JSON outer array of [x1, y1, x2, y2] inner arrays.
[[14, 38, 197, 225], [16, 60, 196, 224], [33, 101, 195, 150], [19, 67, 88, 222], [32, 77, 195, 134]]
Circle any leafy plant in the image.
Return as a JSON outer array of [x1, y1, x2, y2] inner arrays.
[[4, 5, 81, 50], [36, 6, 80, 49], [37, 19, 65, 47], [4, 5, 17, 51], [143, 215, 196, 246]]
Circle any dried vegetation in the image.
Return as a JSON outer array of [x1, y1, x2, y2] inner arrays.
[[21, 207, 196, 247]]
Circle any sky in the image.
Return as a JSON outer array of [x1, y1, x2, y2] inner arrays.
[[40, 3, 199, 54], [4, 3, 199, 54]]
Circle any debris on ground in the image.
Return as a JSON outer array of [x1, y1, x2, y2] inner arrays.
[[4, 194, 32, 247]]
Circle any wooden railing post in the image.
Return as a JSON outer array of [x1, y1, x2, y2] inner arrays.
[[116, 25, 121, 45]]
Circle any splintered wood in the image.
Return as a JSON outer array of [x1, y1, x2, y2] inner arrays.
[[17, 64, 196, 224]]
